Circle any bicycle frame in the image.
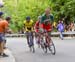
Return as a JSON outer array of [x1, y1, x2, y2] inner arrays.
[[40, 31, 51, 46]]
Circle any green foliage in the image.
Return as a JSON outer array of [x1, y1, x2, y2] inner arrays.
[[0, 0, 75, 32]]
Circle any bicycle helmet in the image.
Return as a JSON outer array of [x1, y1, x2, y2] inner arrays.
[[26, 16, 31, 21]]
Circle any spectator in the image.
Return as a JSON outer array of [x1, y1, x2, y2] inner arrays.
[[69, 22, 74, 31], [0, 12, 10, 57], [57, 19, 64, 40], [3, 16, 12, 49]]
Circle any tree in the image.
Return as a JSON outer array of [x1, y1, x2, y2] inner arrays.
[[0, 0, 75, 32]]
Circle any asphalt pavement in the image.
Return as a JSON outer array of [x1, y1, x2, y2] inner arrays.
[[2, 37, 75, 62]]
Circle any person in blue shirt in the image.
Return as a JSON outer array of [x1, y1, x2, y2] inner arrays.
[[57, 20, 64, 40]]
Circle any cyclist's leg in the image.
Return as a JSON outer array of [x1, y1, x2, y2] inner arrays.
[[46, 32, 51, 46], [31, 32, 34, 44], [40, 35, 44, 49], [35, 33, 38, 43], [30, 32, 35, 52], [26, 32, 30, 46], [37, 33, 40, 45], [36, 32, 40, 44], [37, 32, 41, 48], [29, 32, 34, 46]]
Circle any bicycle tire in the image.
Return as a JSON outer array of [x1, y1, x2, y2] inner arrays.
[[49, 40, 56, 55]]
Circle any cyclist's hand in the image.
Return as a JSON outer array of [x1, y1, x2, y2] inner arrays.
[[48, 29, 52, 32]]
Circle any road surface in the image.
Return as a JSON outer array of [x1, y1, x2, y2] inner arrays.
[[6, 37, 75, 62]]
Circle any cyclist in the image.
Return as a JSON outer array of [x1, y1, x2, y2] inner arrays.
[[39, 7, 54, 46], [24, 16, 34, 48], [34, 16, 41, 47]]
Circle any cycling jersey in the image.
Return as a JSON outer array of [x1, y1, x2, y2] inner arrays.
[[40, 23, 52, 32], [24, 20, 34, 32], [40, 14, 54, 23], [40, 14, 54, 32]]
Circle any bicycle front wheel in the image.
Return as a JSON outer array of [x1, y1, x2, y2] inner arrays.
[[49, 40, 56, 55]]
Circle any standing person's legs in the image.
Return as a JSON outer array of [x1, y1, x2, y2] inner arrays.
[[2, 35, 7, 49], [60, 31, 63, 40], [0, 34, 3, 55], [0, 34, 8, 57], [0, 42, 4, 55], [0, 42, 2, 55], [3, 39, 6, 49]]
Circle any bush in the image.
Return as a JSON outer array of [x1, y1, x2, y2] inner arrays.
[[0, 0, 75, 32]]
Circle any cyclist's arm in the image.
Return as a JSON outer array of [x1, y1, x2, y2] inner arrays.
[[50, 14, 54, 25], [23, 23, 26, 32], [23, 24, 25, 29], [40, 15, 45, 24]]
